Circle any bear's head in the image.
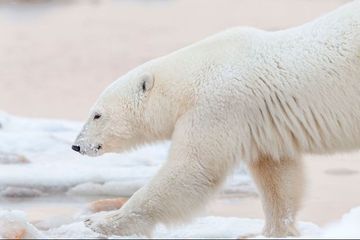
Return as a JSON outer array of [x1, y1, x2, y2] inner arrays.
[[72, 68, 180, 157]]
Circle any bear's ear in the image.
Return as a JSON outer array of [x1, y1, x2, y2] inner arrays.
[[140, 72, 154, 93]]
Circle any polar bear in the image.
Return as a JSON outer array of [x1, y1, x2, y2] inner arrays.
[[72, 1, 360, 237]]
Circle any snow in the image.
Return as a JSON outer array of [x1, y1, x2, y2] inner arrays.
[[1, 206, 359, 238], [322, 207, 360, 238], [0, 112, 255, 197], [0, 209, 323, 239], [1, 207, 359, 239]]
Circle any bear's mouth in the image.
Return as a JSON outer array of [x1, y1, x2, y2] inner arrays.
[[89, 145, 103, 156], [81, 148, 104, 157], [73, 143, 104, 157], [86, 152, 101, 157]]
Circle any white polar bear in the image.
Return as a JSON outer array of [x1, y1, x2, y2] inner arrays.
[[73, 1, 360, 237]]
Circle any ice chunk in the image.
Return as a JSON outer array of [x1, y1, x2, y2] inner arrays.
[[1, 187, 43, 198], [0, 210, 43, 239], [85, 197, 128, 213], [0, 152, 29, 164], [67, 181, 145, 197]]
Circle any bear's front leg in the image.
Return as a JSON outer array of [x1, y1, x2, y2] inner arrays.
[[84, 120, 234, 237]]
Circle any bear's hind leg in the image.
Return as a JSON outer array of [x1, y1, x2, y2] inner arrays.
[[247, 155, 304, 237]]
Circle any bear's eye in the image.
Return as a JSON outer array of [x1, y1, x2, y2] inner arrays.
[[93, 113, 101, 120], [142, 81, 146, 92]]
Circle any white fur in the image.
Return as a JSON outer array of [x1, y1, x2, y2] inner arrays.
[[74, 1, 360, 237]]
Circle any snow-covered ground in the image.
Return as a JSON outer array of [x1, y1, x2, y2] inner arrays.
[[0, 112, 254, 198], [1, 112, 360, 238], [1, 207, 360, 238], [0, 209, 322, 239]]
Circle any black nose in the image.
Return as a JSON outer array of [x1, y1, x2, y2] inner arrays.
[[72, 145, 81, 152]]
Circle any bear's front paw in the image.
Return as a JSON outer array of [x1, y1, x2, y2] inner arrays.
[[84, 211, 153, 237], [263, 224, 299, 238], [84, 213, 119, 236]]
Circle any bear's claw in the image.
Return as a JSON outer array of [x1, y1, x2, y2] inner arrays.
[[84, 215, 113, 236]]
